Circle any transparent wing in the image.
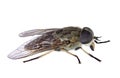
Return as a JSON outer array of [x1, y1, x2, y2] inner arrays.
[[19, 28, 59, 37], [8, 37, 39, 59], [8, 34, 56, 59]]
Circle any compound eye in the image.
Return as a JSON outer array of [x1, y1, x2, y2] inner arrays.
[[80, 27, 93, 44]]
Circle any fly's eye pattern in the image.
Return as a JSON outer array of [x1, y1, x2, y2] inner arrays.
[[80, 27, 94, 44]]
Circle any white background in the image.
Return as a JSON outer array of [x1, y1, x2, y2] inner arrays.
[[0, 0, 120, 78]]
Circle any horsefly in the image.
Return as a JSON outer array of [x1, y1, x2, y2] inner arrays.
[[8, 26, 110, 64]]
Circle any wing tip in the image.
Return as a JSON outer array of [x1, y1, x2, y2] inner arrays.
[[8, 49, 33, 60], [7, 50, 21, 59], [19, 33, 26, 37], [7, 54, 17, 60]]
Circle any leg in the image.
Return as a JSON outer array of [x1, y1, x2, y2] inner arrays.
[[75, 47, 81, 50], [90, 42, 95, 51], [94, 36, 101, 41], [62, 48, 81, 64], [94, 40, 110, 44], [94, 36, 110, 44], [80, 47, 101, 62], [23, 51, 53, 63]]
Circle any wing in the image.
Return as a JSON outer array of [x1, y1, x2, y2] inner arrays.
[[19, 28, 59, 37], [8, 33, 61, 59], [8, 37, 40, 59]]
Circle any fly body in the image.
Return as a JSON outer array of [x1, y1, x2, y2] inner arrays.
[[8, 26, 110, 64]]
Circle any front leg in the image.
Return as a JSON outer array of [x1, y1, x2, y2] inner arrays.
[[62, 48, 81, 64], [90, 42, 95, 51], [75, 47, 81, 50], [94, 36, 110, 44], [75, 47, 101, 62]]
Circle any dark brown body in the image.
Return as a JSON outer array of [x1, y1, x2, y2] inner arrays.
[[24, 27, 82, 52]]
